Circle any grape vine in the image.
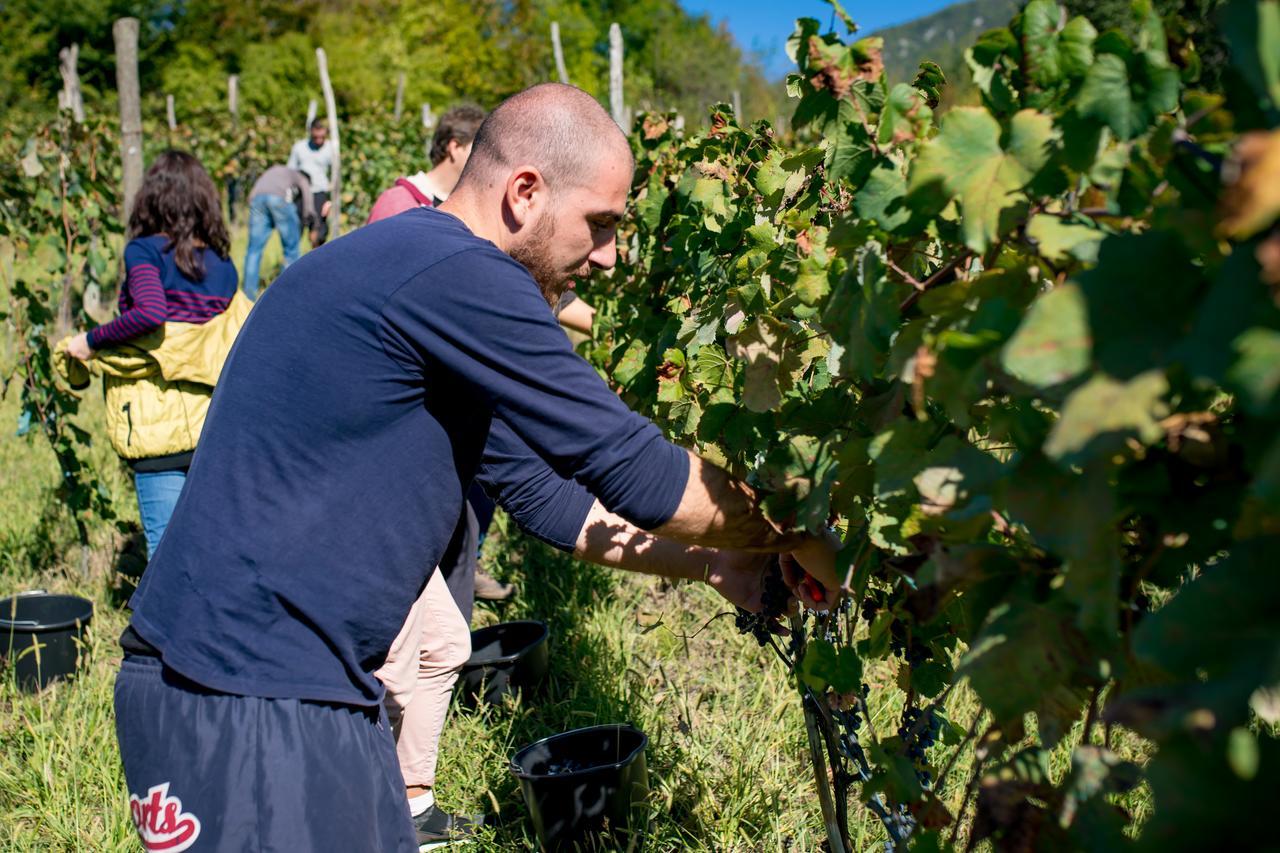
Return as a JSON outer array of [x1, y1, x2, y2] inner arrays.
[[1, 115, 122, 550], [587, 0, 1280, 847]]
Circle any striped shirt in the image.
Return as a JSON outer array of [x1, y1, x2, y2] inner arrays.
[[88, 235, 239, 350]]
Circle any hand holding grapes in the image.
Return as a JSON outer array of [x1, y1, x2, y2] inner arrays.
[[782, 530, 843, 610]]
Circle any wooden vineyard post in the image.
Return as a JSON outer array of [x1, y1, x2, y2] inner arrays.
[[733, 89, 742, 121], [316, 48, 341, 239], [57, 44, 85, 122], [394, 72, 405, 121], [609, 23, 625, 128], [113, 18, 143, 223], [306, 98, 317, 131], [422, 103, 434, 129], [550, 22, 569, 84], [166, 94, 177, 132], [227, 74, 241, 223], [228, 75, 239, 128]]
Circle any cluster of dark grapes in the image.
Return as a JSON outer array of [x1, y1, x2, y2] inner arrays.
[[734, 561, 790, 647], [889, 619, 934, 667], [860, 594, 879, 625], [898, 705, 941, 787]]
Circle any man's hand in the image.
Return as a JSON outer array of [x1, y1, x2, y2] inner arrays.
[[309, 229, 320, 245], [66, 332, 94, 361], [781, 530, 843, 610], [704, 550, 776, 612]]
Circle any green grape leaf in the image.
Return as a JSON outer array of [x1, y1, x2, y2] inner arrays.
[[912, 61, 947, 108], [691, 345, 735, 402], [822, 242, 902, 381], [824, 0, 859, 34], [965, 28, 1020, 115], [1133, 540, 1279, 686], [1043, 369, 1170, 464], [1077, 232, 1201, 378], [907, 107, 1056, 253], [1225, 328, 1280, 418], [854, 160, 913, 232], [798, 637, 863, 693], [867, 745, 926, 803], [1074, 41, 1179, 140], [753, 147, 819, 208], [877, 83, 933, 146], [825, 109, 876, 187], [1025, 213, 1102, 264], [1021, 0, 1096, 88], [637, 174, 668, 231], [961, 603, 1089, 730], [689, 178, 731, 232], [1218, 0, 1280, 116], [794, 254, 833, 305], [912, 436, 1003, 523], [612, 339, 651, 387]]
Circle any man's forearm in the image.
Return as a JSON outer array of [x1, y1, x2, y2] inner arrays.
[[650, 451, 805, 552], [574, 500, 718, 582]]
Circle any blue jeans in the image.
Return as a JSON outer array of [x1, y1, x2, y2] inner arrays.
[[242, 194, 302, 300], [134, 470, 187, 559]]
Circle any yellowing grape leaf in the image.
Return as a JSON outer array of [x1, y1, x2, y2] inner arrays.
[[877, 83, 933, 145], [907, 107, 1056, 253], [1001, 282, 1092, 388], [1218, 130, 1280, 239], [727, 316, 788, 412], [1043, 369, 1169, 463]]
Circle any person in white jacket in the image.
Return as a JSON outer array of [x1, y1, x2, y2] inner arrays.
[[287, 119, 336, 245]]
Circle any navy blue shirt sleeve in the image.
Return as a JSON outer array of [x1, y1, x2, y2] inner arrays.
[[476, 418, 595, 552], [378, 246, 689, 530]]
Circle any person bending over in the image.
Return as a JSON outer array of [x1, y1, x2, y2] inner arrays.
[[241, 165, 315, 300], [113, 84, 840, 852]]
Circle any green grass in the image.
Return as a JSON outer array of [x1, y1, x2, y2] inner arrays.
[[0, 229, 1153, 850]]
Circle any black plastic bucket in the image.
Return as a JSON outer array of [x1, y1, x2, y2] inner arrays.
[[511, 723, 649, 851], [0, 591, 93, 691], [458, 619, 549, 705]]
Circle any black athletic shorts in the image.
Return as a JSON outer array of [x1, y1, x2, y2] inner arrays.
[[114, 653, 415, 851]]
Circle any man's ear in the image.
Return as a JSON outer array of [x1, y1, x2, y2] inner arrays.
[[503, 167, 545, 228]]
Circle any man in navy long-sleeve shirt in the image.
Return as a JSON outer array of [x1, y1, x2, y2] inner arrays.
[[114, 83, 840, 852]]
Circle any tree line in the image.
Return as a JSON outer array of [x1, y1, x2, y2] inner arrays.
[[0, 0, 783, 124]]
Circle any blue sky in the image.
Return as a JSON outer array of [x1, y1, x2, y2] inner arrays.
[[681, 0, 959, 76]]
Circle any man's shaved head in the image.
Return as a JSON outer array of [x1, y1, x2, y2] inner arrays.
[[457, 83, 632, 192], [440, 83, 634, 306]]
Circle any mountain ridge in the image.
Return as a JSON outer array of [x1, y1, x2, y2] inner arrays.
[[869, 0, 1023, 102]]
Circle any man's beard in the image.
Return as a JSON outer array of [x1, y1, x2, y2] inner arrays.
[[508, 212, 568, 307]]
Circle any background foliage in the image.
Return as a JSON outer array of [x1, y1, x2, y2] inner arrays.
[[0, 0, 783, 126], [580, 0, 1280, 846]]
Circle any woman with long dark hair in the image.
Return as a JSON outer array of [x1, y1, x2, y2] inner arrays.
[[65, 150, 241, 558]]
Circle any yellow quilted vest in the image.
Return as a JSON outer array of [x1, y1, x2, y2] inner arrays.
[[55, 292, 252, 460]]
